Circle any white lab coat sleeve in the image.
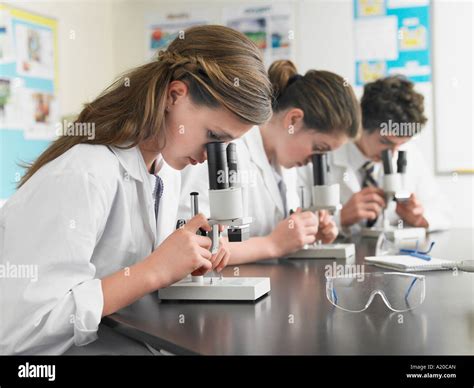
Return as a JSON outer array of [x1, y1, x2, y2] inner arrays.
[[0, 171, 110, 354]]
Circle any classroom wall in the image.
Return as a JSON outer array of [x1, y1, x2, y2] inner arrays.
[[14, 0, 116, 117], [12, 0, 474, 228]]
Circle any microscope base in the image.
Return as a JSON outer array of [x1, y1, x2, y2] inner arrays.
[[158, 276, 271, 301], [362, 226, 426, 240], [285, 243, 355, 259]]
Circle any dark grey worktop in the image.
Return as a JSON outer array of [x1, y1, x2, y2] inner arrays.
[[104, 228, 474, 355]]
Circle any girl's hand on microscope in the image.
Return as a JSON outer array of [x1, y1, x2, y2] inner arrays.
[[210, 236, 231, 273], [269, 208, 319, 256], [192, 224, 228, 275], [315, 210, 338, 244], [150, 213, 213, 287], [396, 193, 429, 228], [340, 187, 385, 227]]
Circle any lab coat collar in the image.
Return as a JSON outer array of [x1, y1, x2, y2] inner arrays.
[[108, 145, 147, 182], [243, 126, 285, 216]]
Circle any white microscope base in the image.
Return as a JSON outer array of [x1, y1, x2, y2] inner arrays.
[[285, 243, 355, 259], [361, 226, 426, 240], [158, 276, 271, 301]]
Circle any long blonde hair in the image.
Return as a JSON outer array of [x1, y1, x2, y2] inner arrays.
[[19, 25, 272, 187]]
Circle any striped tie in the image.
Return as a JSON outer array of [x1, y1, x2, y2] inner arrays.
[[153, 175, 164, 222], [361, 161, 377, 188], [361, 161, 378, 227]]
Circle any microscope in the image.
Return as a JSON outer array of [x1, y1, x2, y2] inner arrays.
[[285, 153, 355, 260], [361, 149, 426, 241], [158, 142, 271, 301]]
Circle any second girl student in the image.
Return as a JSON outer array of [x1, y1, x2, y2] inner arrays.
[[178, 60, 361, 264]]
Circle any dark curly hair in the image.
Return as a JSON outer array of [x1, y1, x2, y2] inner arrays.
[[361, 75, 427, 135]]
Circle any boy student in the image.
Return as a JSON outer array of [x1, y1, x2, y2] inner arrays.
[[298, 75, 450, 235]]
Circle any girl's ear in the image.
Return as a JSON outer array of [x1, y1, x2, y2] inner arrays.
[[283, 108, 305, 131], [167, 80, 189, 106]]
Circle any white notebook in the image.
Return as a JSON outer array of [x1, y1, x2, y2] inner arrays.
[[365, 255, 455, 272]]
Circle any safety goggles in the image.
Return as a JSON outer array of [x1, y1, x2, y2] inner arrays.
[[326, 272, 426, 312]]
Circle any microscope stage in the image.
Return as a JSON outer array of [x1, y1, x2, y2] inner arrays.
[[158, 276, 271, 301], [285, 243, 355, 259], [361, 226, 426, 240]]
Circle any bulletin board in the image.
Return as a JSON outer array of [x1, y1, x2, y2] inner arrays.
[[353, 0, 473, 174], [353, 0, 431, 86], [0, 4, 58, 202]]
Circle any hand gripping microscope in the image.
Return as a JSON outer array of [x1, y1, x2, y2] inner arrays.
[[285, 153, 355, 260], [158, 142, 271, 301], [361, 149, 426, 241]]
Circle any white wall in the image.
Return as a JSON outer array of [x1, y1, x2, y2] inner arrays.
[[13, 0, 473, 227]]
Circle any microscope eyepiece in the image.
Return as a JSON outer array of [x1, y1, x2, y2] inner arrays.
[[206, 142, 229, 190], [312, 153, 329, 186], [381, 149, 393, 175], [397, 151, 407, 174], [226, 142, 238, 188]]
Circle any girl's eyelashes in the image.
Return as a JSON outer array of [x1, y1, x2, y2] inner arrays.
[[312, 145, 329, 153], [207, 130, 221, 141]]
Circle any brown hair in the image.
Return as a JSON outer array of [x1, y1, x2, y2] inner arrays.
[[361, 75, 427, 134], [268, 60, 360, 139], [19, 25, 272, 187]]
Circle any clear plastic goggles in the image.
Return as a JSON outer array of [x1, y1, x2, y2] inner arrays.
[[326, 272, 426, 313]]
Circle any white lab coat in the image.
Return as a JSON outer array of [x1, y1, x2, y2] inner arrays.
[[0, 144, 180, 355], [297, 141, 451, 235], [178, 126, 299, 237]]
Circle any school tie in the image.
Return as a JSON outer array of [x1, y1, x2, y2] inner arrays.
[[361, 161, 377, 188], [153, 174, 164, 222], [361, 161, 378, 227]]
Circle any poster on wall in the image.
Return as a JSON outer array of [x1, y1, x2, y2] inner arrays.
[[24, 90, 59, 140], [1, 12, 57, 138], [15, 23, 54, 80], [354, 0, 431, 85], [146, 11, 210, 60], [0, 4, 58, 201], [222, 3, 295, 65], [0, 10, 15, 64]]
